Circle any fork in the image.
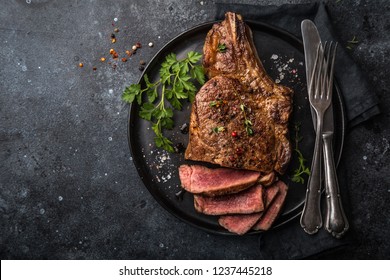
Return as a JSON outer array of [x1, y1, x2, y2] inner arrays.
[[300, 42, 337, 234]]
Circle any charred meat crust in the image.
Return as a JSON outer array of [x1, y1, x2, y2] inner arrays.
[[185, 12, 293, 176]]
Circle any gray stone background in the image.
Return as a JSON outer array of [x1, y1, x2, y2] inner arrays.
[[0, 0, 389, 259]]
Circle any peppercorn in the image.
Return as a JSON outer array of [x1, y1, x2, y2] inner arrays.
[[139, 60, 146, 65], [236, 147, 243, 155], [92, 67, 97, 71], [148, 42, 154, 47], [110, 33, 116, 39], [111, 38, 116, 44], [231, 131, 238, 137], [121, 57, 127, 62], [228, 155, 236, 162], [125, 50, 132, 56], [109, 49, 115, 54], [100, 57, 106, 62], [132, 45, 137, 51], [138, 65, 145, 71], [135, 42, 142, 48], [114, 28, 119, 33], [78, 63, 83, 68]]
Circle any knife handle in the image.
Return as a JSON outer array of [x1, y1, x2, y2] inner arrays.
[[323, 131, 349, 238], [300, 121, 323, 234]]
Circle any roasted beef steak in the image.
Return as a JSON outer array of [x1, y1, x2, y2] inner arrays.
[[185, 12, 293, 176], [253, 180, 288, 231], [219, 213, 263, 236], [194, 184, 264, 215], [178, 164, 260, 197], [218, 181, 281, 235]]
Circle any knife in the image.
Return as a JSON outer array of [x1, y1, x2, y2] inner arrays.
[[300, 20, 349, 238], [300, 19, 323, 234]]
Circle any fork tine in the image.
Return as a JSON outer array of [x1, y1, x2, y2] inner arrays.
[[327, 42, 338, 101], [314, 43, 325, 100], [309, 42, 322, 99], [320, 41, 329, 99]]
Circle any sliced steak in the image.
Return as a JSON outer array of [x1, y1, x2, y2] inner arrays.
[[219, 213, 264, 235], [252, 180, 288, 231], [178, 164, 260, 196], [185, 12, 293, 176], [194, 184, 264, 215], [218, 181, 281, 235]]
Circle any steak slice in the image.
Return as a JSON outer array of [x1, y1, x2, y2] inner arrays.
[[194, 184, 264, 215], [252, 180, 288, 231], [218, 181, 281, 235], [185, 12, 293, 176], [178, 164, 261, 196], [219, 213, 264, 235]]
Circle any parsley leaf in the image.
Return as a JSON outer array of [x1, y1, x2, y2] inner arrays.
[[122, 84, 141, 104], [122, 51, 205, 152]]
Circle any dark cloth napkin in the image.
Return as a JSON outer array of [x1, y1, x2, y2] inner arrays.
[[214, 2, 377, 259]]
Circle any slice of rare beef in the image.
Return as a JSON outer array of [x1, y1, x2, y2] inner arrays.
[[219, 213, 264, 236], [178, 164, 260, 197], [194, 184, 264, 215], [218, 181, 281, 235], [185, 12, 293, 177], [252, 180, 288, 231]]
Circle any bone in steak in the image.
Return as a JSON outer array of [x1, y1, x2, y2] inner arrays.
[[178, 164, 261, 197], [185, 12, 293, 177], [252, 180, 288, 231], [218, 181, 281, 235], [194, 184, 264, 215]]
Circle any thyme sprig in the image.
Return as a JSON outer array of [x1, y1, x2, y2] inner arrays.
[[240, 104, 254, 136], [217, 43, 227, 53], [346, 36, 359, 50], [291, 122, 310, 184]]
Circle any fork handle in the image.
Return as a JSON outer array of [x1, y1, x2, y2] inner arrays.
[[323, 132, 349, 238], [300, 119, 323, 234]]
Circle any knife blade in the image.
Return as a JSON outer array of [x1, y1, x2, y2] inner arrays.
[[302, 19, 333, 131], [300, 19, 323, 234], [301, 20, 348, 238]]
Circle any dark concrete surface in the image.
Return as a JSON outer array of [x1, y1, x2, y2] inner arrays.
[[0, 0, 389, 259]]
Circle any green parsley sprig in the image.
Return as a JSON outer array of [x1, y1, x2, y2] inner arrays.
[[122, 51, 205, 152]]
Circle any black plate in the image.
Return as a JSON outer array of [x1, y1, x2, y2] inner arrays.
[[128, 21, 346, 235]]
